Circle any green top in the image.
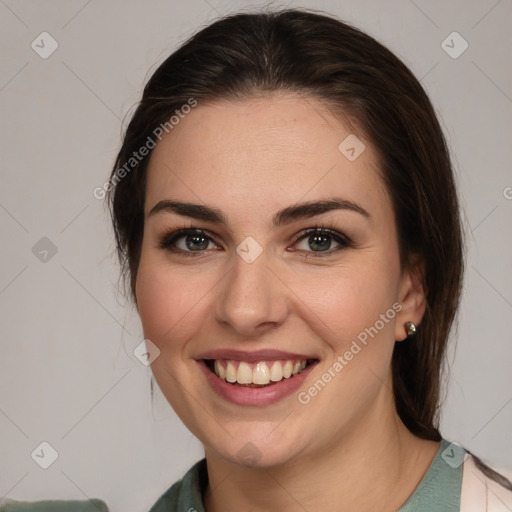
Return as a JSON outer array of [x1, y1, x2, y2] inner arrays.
[[0, 500, 108, 512], [0, 440, 465, 512], [148, 439, 466, 512]]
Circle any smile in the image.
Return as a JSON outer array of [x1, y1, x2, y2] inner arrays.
[[205, 359, 314, 387], [196, 349, 320, 406]]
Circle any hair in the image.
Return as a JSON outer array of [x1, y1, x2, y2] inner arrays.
[[106, 8, 511, 490]]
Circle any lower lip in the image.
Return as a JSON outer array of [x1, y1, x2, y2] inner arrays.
[[198, 360, 317, 406]]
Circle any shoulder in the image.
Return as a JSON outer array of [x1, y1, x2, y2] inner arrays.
[[461, 453, 512, 512], [148, 458, 207, 512], [147, 480, 181, 512], [0, 499, 109, 511]]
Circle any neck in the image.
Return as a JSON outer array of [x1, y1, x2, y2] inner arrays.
[[203, 378, 440, 512]]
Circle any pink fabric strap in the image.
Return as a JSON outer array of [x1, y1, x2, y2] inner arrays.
[[460, 455, 512, 512]]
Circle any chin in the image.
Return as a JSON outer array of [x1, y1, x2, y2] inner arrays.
[[205, 426, 307, 469]]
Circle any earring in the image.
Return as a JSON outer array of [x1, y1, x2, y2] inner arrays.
[[405, 321, 417, 337]]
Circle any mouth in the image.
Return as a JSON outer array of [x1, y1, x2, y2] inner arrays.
[[196, 348, 320, 406], [203, 358, 318, 388]]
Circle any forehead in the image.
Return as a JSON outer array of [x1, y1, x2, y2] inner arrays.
[[144, 93, 389, 225]]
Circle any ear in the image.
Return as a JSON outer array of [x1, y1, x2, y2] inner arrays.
[[394, 254, 427, 342]]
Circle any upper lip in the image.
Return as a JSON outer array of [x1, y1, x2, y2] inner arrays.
[[196, 349, 318, 362]]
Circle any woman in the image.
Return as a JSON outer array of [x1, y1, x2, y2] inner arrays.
[[106, 8, 512, 511]]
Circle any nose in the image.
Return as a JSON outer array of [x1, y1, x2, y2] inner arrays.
[[214, 248, 289, 337]]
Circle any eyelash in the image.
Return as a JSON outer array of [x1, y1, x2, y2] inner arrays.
[[157, 224, 355, 259]]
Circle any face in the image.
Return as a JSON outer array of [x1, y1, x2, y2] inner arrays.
[[135, 93, 425, 468]]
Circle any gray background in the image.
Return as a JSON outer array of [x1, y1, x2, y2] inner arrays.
[[0, 0, 511, 511]]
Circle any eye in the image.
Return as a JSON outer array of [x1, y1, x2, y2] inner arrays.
[[292, 226, 354, 257], [158, 225, 354, 258], [158, 228, 219, 257]]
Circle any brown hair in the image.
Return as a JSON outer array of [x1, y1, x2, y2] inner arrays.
[[106, 8, 511, 489]]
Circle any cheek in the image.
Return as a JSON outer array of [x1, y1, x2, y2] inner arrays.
[[291, 264, 401, 423], [295, 260, 400, 358], [135, 257, 207, 352]]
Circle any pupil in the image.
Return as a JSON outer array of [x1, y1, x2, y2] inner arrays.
[[187, 234, 209, 251], [310, 234, 331, 251]]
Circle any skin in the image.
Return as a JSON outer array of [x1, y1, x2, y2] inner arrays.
[[135, 92, 440, 511]]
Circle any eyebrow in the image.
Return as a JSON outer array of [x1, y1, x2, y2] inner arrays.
[[148, 197, 370, 227]]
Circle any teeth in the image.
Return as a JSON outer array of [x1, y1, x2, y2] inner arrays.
[[214, 360, 225, 379], [269, 361, 283, 382], [211, 359, 309, 386], [253, 362, 270, 385], [226, 361, 237, 383], [237, 362, 253, 384]]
